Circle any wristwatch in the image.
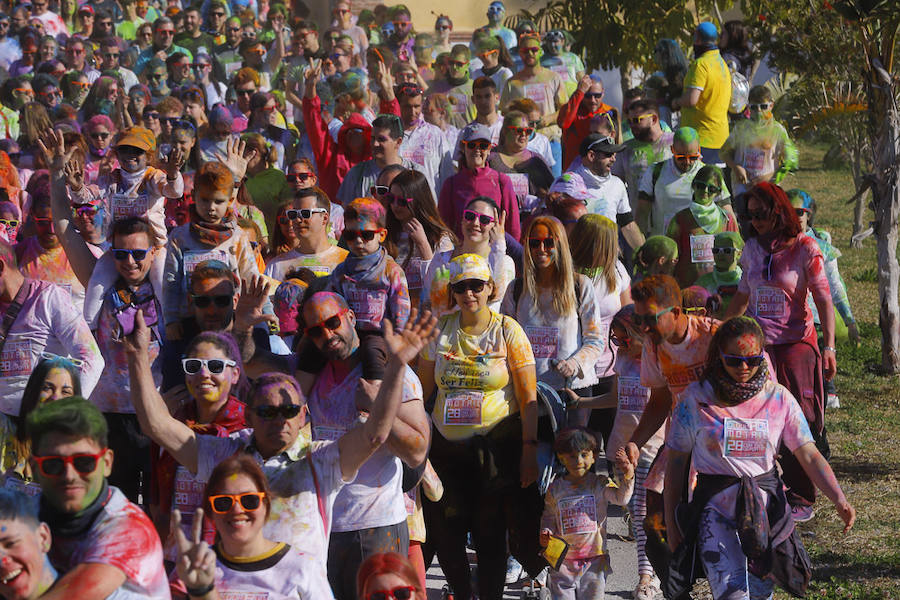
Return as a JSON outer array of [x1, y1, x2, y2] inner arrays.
[[823, 346, 836, 354]]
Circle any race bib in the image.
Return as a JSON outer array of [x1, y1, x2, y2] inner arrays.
[[3, 476, 41, 497], [344, 285, 387, 327], [558, 494, 598, 535], [756, 286, 786, 318], [297, 258, 333, 277], [406, 258, 425, 291], [183, 249, 230, 285], [723, 418, 769, 459], [173, 466, 205, 514], [617, 376, 648, 413], [507, 173, 529, 200], [449, 93, 468, 114], [443, 391, 483, 426], [523, 84, 548, 106], [314, 425, 347, 442], [110, 192, 149, 220], [690, 234, 715, 263], [220, 593, 268, 600], [525, 326, 559, 360], [744, 147, 767, 179], [549, 63, 570, 78], [0, 340, 32, 377]]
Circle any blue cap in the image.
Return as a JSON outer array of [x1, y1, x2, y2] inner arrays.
[[696, 22, 718, 43]]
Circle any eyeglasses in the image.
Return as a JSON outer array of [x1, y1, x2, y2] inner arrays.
[[463, 140, 491, 151], [330, 52, 347, 60], [528, 237, 555, 250], [227, 26, 241, 31], [73, 205, 98, 218], [463, 210, 495, 226], [193, 62, 212, 69], [748, 103, 771, 111], [794, 208, 810, 217], [396, 83, 423, 96], [157, 29, 175, 36], [33, 450, 107, 477], [0, 218, 18, 228], [477, 49, 498, 58], [13, 88, 34, 96], [449, 60, 467, 68], [692, 182, 720, 194], [38, 90, 61, 98], [507, 125, 534, 137], [40, 351, 85, 368], [287, 172, 313, 183], [102, 52, 120, 59], [286, 208, 327, 220], [236, 88, 256, 96], [144, 112, 160, 119], [746, 208, 770, 221], [207, 492, 266, 514], [304, 308, 349, 337], [342, 229, 383, 242], [370, 185, 389, 197], [253, 404, 303, 420], [191, 294, 232, 308], [367, 586, 416, 600], [112, 248, 149, 261], [673, 153, 701, 161], [392, 20, 410, 28], [450, 279, 486, 295], [248, 48, 266, 55], [720, 353, 765, 368], [633, 306, 675, 328], [629, 114, 653, 125], [34, 217, 53, 226], [89, 132, 110, 140], [587, 136, 616, 152], [584, 92, 603, 99], [182, 357, 236, 375], [711, 247, 736, 255], [436, 24, 451, 31], [385, 193, 412, 207], [211, 11, 225, 16], [66, 47, 85, 55]]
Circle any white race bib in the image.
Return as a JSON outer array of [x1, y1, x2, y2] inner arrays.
[[0, 339, 32, 377], [524, 83, 548, 106], [314, 425, 347, 442], [723, 418, 769, 459], [110, 192, 149, 220], [525, 326, 559, 360], [755, 285, 786, 318], [558, 494, 598, 535], [690, 234, 715, 263], [507, 173, 529, 200], [443, 391, 483, 426], [617, 376, 648, 413], [344, 284, 387, 327], [183, 249, 231, 286]]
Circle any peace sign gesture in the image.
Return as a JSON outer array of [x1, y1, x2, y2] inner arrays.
[[172, 508, 217, 594]]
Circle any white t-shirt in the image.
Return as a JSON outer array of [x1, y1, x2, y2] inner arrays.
[[213, 542, 335, 599], [569, 163, 631, 222], [587, 261, 630, 379], [307, 362, 423, 532], [196, 431, 347, 567]]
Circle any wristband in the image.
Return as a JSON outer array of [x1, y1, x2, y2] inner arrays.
[[823, 346, 836, 354], [186, 582, 215, 597]]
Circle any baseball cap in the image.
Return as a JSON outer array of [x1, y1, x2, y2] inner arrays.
[[461, 122, 492, 143], [115, 126, 156, 152], [78, 4, 94, 14], [696, 22, 718, 44], [585, 135, 625, 154], [549, 172, 590, 201], [448, 253, 491, 284]]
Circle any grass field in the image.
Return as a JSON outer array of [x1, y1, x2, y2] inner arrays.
[[769, 142, 900, 599]]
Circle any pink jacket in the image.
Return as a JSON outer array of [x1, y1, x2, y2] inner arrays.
[[437, 166, 521, 241]]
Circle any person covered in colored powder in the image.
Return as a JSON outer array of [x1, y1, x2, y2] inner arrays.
[[696, 231, 744, 318]]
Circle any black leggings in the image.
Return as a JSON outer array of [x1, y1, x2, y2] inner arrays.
[[422, 417, 544, 600]]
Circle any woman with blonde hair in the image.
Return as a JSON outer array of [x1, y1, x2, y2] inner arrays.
[[501, 215, 603, 400], [16, 102, 53, 169]]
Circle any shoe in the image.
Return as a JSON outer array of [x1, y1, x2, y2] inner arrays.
[[623, 510, 635, 541], [827, 393, 841, 409], [791, 505, 815, 523], [634, 581, 660, 600], [505, 556, 523, 584]]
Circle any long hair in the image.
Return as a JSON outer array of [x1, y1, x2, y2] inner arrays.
[[18, 103, 52, 149], [81, 76, 119, 122], [18, 356, 82, 442], [522, 215, 577, 317], [569, 214, 618, 294], [743, 182, 801, 240], [384, 169, 457, 264], [357, 553, 424, 599]]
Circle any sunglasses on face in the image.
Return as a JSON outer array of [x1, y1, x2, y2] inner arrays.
[[191, 294, 232, 308], [112, 247, 149, 261], [528, 237, 555, 250], [450, 279, 486, 295], [211, 11, 225, 16], [73, 205, 97, 218], [584, 92, 603, 100], [208, 492, 266, 514], [746, 208, 770, 221], [182, 357, 236, 375], [720, 353, 765, 368], [304, 307, 349, 337], [463, 140, 491, 151], [34, 216, 53, 225], [478, 49, 499, 58], [157, 29, 175, 36], [227, 26, 241, 31], [748, 103, 771, 111], [33, 450, 106, 477], [673, 153, 701, 161], [629, 113, 653, 125], [436, 24, 451, 31], [236, 88, 256, 96], [286, 208, 327, 220], [795, 208, 810, 217], [14, 88, 34, 96], [144, 112, 160, 119], [462, 209, 495, 226], [370, 185, 389, 196], [386, 193, 412, 207], [692, 182, 720, 194], [632, 306, 675, 328], [0, 218, 18, 227], [342, 229, 383, 242], [520, 46, 540, 54], [38, 90, 61, 98], [396, 83, 423, 96], [103, 52, 120, 59], [287, 172, 313, 183], [367, 586, 416, 600], [253, 404, 303, 420], [449, 60, 467, 68], [711, 247, 736, 255], [89, 131, 110, 140]]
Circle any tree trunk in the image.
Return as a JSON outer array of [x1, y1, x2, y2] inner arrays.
[[871, 73, 900, 373]]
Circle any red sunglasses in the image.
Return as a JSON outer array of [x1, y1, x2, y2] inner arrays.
[[32, 450, 107, 477]]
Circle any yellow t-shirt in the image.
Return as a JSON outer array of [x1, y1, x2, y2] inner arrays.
[[682, 49, 732, 149], [423, 311, 536, 441]]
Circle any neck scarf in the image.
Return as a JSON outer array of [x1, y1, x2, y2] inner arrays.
[[40, 480, 110, 539], [708, 358, 769, 406], [713, 268, 741, 287], [189, 204, 234, 246], [689, 201, 725, 233], [336, 245, 388, 286], [482, 64, 501, 77]]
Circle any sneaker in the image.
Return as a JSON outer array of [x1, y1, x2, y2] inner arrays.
[[634, 582, 661, 600], [505, 556, 523, 584], [792, 505, 815, 523], [827, 393, 841, 409]]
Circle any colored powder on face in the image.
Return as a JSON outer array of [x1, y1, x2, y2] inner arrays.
[[347, 197, 387, 227], [673, 126, 699, 145]]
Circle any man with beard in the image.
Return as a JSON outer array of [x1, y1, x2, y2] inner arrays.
[[613, 100, 674, 210], [233, 286, 431, 600], [134, 16, 192, 76]]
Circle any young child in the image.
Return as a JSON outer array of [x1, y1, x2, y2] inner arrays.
[[162, 161, 264, 339], [631, 235, 678, 282], [540, 428, 634, 600], [695, 231, 744, 318], [328, 197, 411, 379]]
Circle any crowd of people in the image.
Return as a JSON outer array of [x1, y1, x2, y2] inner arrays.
[[0, 0, 861, 599]]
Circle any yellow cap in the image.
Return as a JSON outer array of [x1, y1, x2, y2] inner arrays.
[[448, 253, 491, 284]]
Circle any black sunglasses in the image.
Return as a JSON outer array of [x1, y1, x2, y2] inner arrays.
[[191, 294, 232, 308], [287, 172, 313, 183], [462, 209, 494, 226], [692, 182, 720, 194], [370, 185, 389, 196], [342, 229, 381, 242], [253, 404, 303, 420], [528, 237, 555, 250], [711, 247, 736, 255], [112, 248, 149, 261], [746, 208, 770, 221], [450, 280, 486, 294], [720, 353, 765, 368]]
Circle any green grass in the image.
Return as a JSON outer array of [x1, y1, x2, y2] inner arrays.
[[770, 142, 900, 599]]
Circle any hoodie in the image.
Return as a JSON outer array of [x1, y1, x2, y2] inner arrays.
[[302, 95, 372, 201]]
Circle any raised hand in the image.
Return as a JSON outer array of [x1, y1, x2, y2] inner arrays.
[[577, 74, 593, 94], [383, 307, 438, 366], [489, 209, 507, 244], [166, 145, 185, 179], [172, 509, 217, 592], [234, 275, 277, 332], [36, 128, 75, 172], [375, 59, 394, 95], [64, 157, 85, 192], [218, 136, 254, 182], [304, 62, 321, 98]]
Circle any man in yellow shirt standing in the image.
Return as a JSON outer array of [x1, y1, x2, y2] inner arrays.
[[673, 22, 732, 165]]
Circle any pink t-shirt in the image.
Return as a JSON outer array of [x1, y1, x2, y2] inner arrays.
[[738, 235, 829, 346], [667, 379, 814, 517], [640, 316, 719, 399]]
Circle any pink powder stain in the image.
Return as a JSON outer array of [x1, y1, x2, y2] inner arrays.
[[348, 197, 387, 226]]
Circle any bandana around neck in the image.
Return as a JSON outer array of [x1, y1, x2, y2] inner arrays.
[[189, 205, 234, 246], [40, 480, 110, 539], [708, 358, 769, 406], [689, 201, 725, 233]]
